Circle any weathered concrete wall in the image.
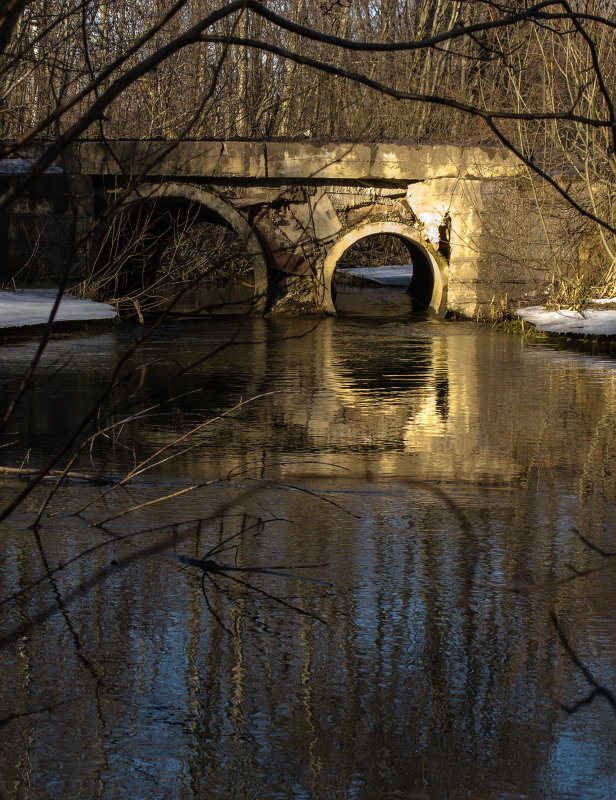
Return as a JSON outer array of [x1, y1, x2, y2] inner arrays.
[[405, 175, 554, 316], [68, 140, 523, 181], [208, 180, 447, 313], [0, 172, 93, 286], [71, 140, 534, 316]]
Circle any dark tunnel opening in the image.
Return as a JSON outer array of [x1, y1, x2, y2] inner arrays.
[[332, 233, 437, 317]]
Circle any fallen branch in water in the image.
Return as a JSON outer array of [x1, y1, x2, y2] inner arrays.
[[181, 554, 331, 629], [180, 518, 333, 631], [0, 465, 112, 483], [180, 554, 332, 587]]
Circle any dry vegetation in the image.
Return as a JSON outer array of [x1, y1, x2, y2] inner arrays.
[[76, 201, 254, 318]]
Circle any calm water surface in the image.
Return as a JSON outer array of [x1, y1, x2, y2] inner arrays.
[[1, 317, 616, 799]]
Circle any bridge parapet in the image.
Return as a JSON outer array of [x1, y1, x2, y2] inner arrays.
[[73, 140, 524, 182]]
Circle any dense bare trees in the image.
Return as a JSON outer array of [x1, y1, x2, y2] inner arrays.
[[0, 1, 613, 143]]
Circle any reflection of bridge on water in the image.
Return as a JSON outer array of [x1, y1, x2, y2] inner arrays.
[[4, 140, 547, 318], [117, 317, 576, 486], [10, 316, 604, 491]]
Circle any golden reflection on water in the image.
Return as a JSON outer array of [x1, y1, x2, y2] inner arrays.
[[122, 317, 616, 490]]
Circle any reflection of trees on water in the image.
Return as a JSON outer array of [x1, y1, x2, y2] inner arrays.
[[335, 338, 432, 393], [0, 335, 120, 461], [3, 471, 614, 797]]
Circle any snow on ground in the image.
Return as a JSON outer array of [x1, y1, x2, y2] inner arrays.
[[516, 305, 616, 336], [3, 290, 616, 336], [0, 290, 116, 329]]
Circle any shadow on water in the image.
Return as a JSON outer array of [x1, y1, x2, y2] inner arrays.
[[333, 285, 415, 317], [1, 317, 616, 798]]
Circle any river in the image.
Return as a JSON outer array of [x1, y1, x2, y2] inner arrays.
[[1, 316, 615, 799]]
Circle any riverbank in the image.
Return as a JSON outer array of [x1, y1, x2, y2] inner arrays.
[[4, 288, 616, 343], [0, 289, 116, 334], [516, 302, 616, 338]]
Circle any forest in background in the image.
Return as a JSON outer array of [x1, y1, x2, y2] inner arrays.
[[1, 1, 615, 147], [4, 0, 508, 141]]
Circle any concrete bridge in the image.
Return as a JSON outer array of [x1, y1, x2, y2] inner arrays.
[[2, 140, 548, 317]]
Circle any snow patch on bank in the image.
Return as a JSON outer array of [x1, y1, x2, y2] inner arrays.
[[516, 305, 616, 336], [0, 290, 116, 329]]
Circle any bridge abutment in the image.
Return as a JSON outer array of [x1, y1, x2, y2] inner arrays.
[[405, 176, 552, 317]]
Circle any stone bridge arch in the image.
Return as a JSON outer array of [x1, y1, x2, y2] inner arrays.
[[321, 221, 446, 315], [95, 182, 269, 312]]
